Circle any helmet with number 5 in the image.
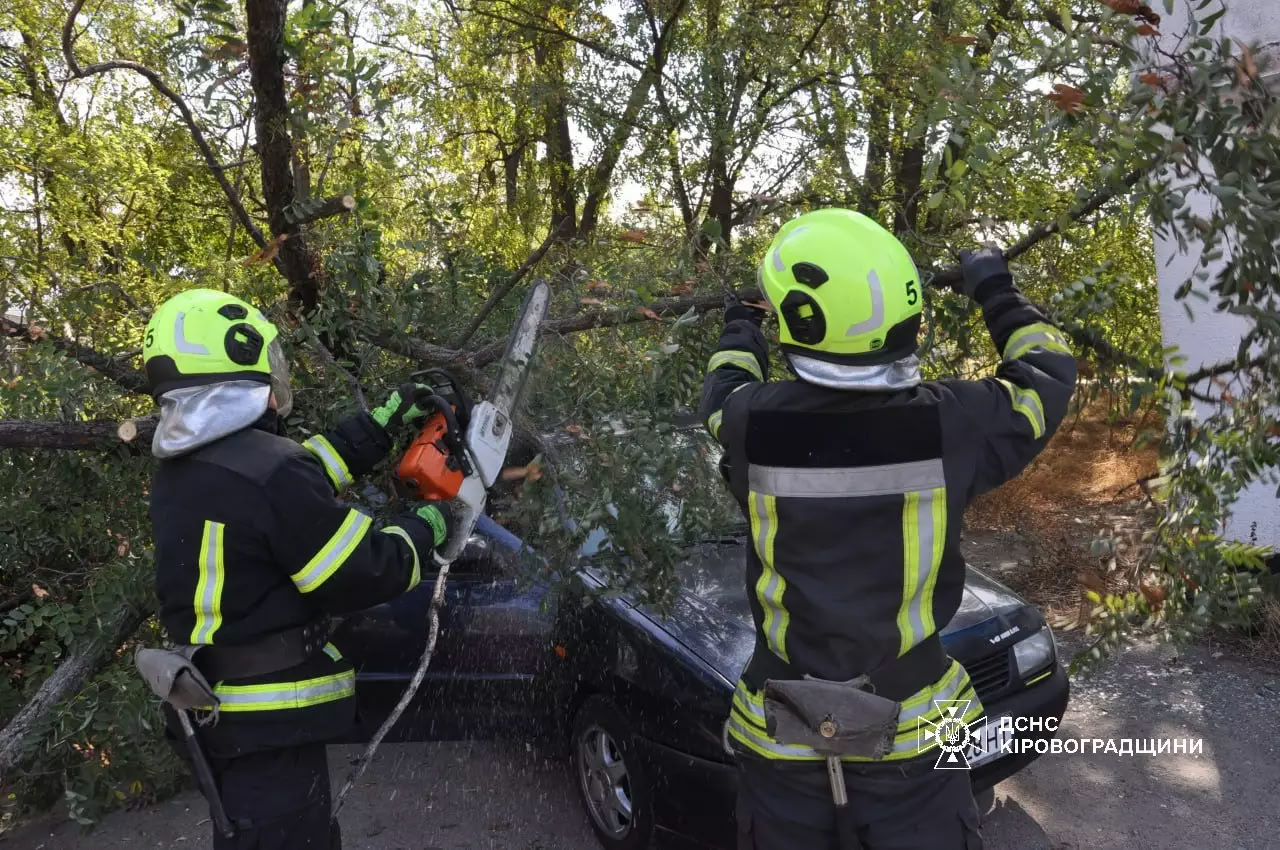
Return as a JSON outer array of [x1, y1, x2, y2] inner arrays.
[[758, 209, 923, 385], [142, 289, 293, 458]]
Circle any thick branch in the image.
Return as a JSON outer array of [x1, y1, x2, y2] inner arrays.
[[926, 168, 1147, 289], [283, 194, 356, 227], [0, 602, 148, 783], [62, 0, 266, 250], [1, 316, 149, 395], [0, 417, 156, 451], [448, 229, 561, 349], [578, 0, 689, 238], [1184, 354, 1269, 385], [469, 290, 733, 367]]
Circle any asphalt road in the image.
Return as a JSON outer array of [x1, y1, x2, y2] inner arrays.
[[4, 636, 1277, 850]]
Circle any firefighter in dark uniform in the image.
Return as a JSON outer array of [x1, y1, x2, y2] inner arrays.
[[142, 288, 455, 849], [700, 209, 1077, 849]]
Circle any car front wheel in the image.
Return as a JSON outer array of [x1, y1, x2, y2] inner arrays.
[[572, 695, 655, 850]]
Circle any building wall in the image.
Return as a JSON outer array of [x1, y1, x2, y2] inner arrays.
[[1151, 0, 1280, 546]]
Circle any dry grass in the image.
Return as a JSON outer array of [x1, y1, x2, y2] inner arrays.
[[964, 400, 1280, 664], [967, 402, 1159, 530], [965, 400, 1160, 625]]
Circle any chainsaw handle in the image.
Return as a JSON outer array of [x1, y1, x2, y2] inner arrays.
[[418, 393, 471, 476]]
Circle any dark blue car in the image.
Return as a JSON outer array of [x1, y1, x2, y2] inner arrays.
[[334, 517, 1069, 849]]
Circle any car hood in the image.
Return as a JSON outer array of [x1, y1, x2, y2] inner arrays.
[[641, 539, 1029, 683]]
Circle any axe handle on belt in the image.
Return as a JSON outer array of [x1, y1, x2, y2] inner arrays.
[[176, 710, 235, 839]]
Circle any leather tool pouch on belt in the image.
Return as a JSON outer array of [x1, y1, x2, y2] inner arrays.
[[135, 646, 220, 712], [763, 675, 901, 758]]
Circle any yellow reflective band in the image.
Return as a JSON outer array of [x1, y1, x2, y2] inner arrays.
[[896, 487, 947, 656], [303, 435, 353, 492], [379, 526, 421, 591], [322, 643, 343, 662], [707, 410, 724, 440], [1003, 322, 1072, 362], [995, 379, 1046, 439], [1025, 669, 1052, 687], [727, 667, 983, 763], [728, 713, 823, 761], [732, 680, 768, 729], [215, 669, 355, 712], [749, 491, 788, 662], [709, 350, 763, 382], [291, 509, 373, 594], [190, 521, 226, 645]]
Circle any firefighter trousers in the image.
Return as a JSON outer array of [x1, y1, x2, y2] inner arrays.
[[735, 751, 983, 850], [208, 743, 341, 850]]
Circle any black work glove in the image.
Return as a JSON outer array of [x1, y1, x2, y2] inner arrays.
[[412, 500, 461, 551], [955, 248, 1013, 303], [724, 294, 769, 327], [371, 383, 436, 435]]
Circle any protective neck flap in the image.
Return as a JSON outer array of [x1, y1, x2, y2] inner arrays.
[[153, 381, 271, 459], [786, 352, 922, 392]]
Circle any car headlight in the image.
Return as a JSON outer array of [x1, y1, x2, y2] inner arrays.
[[1013, 628, 1055, 678]]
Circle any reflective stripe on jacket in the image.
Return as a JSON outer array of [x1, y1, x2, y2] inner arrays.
[[699, 281, 1076, 761], [150, 412, 437, 755]]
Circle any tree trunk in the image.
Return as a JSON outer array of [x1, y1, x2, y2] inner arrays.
[[578, 0, 687, 240], [861, 103, 889, 221], [0, 603, 149, 784], [245, 0, 323, 313], [533, 40, 578, 241], [0, 418, 157, 451], [892, 137, 925, 239]]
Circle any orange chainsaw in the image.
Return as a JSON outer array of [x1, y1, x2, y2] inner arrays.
[[394, 369, 472, 502], [393, 280, 550, 563]]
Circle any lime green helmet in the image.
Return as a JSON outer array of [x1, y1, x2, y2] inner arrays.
[[759, 209, 923, 367], [143, 289, 291, 414]]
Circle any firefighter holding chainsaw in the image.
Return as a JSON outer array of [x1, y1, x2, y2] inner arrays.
[[137, 288, 456, 849], [700, 209, 1076, 849]]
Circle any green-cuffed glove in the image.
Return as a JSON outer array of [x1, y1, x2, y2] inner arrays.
[[372, 383, 436, 434], [413, 501, 459, 550]]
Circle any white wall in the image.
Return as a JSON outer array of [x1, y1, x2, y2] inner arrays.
[[1151, 0, 1280, 546]]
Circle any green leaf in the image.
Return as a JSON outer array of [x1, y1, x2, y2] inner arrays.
[[927, 191, 946, 210], [1199, 7, 1227, 34]]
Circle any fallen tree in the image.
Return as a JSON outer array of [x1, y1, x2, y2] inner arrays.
[[0, 602, 149, 784]]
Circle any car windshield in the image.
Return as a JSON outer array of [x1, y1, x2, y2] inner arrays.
[[672, 533, 753, 625]]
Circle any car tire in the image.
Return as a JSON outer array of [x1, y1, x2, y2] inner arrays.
[[571, 695, 655, 850]]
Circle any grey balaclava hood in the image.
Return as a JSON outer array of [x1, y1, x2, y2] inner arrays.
[[152, 380, 271, 459], [785, 352, 922, 392]]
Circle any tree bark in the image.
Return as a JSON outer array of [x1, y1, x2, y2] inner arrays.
[[0, 603, 149, 784], [533, 39, 578, 241], [0, 418, 157, 452], [283, 194, 356, 226], [0, 317, 149, 395], [892, 134, 926, 239], [245, 0, 324, 312]]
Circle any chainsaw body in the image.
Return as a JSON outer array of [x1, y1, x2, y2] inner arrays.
[[396, 413, 465, 501], [394, 370, 471, 501]]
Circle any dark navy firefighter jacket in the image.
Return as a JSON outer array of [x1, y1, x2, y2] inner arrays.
[[699, 275, 1076, 763], [150, 412, 437, 757]]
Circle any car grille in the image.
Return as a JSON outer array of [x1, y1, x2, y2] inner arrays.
[[965, 649, 1012, 702]]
